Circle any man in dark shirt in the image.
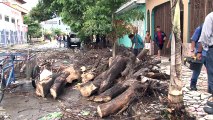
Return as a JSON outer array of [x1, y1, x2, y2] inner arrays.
[[154, 26, 167, 59]]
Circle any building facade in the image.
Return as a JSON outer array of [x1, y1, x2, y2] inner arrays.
[[117, 2, 146, 48], [40, 17, 72, 35], [0, 0, 28, 47], [117, 0, 213, 57]]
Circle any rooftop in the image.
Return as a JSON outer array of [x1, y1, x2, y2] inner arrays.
[[116, 0, 145, 14], [15, 0, 26, 4]]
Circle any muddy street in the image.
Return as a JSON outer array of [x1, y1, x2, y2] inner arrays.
[[1, 80, 60, 120], [0, 42, 173, 120]]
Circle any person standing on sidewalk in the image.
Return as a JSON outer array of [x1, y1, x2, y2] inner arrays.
[[197, 12, 213, 114], [154, 26, 167, 59], [188, 24, 206, 91]]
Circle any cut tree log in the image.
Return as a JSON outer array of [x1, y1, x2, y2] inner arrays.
[[50, 71, 70, 99], [36, 73, 61, 97], [136, 49, 149, 60], [144, 72, 170, 80], [78, 72, 105, 97], [81, 72, 95, 83], [98, 56, 128, 93], [97, 81, 146, 118], [133, 68, 149, 78], [78, 56, 128, 96], [64, 66, 80, 83], [93, 83, 129, 102]]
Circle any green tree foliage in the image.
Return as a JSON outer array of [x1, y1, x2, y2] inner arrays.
[[52, 28, 62, 36], [31, 0, 128, 34], [29, 1, 53, 22], [30, 0, 144, 41], [117, 7, 145, 22], [24, 15, 42, 41]]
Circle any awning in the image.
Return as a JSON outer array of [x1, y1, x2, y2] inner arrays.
[[115, 0, 145, 14]]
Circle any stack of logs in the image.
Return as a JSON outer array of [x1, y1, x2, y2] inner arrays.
[[35, 49, 170, 118], [36, 66, 83, 99]]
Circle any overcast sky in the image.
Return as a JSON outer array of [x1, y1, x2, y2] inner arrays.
[[22, 0, 38, 11]]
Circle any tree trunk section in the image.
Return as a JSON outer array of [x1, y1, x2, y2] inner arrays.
[[36, 73, 61, 97], [144, 72, 170, 80], [64, 66, 80, 83], [50, 72, 70, 99], [81, 72, 95, 83], [98, 56, 128, 94], [97, 81, 143, 118], [93, 83, 129, 102], [78, 72, 105, 97], [136, 49, 149, 60], [168, 0, 183, 109]]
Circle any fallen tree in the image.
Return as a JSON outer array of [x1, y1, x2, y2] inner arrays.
[[34, 46, 169, 118], [50, 71, 70, 99], [98, 56, 128, 94], [81, 72, 95, 83], [64, 66, 80, 83], [36, 73, 61, 97], [92, 82, 129, 102], [78, 72, 106, 97], [97, 77, 168, 118], [97, 80, 146, 118], [76, 47, 169, 117], [78, 55, 128, 97]]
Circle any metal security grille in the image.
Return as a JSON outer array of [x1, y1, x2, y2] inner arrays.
[[190, 0, 213, 38]]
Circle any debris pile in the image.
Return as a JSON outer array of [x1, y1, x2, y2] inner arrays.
[[34, 47, 169, 118], [76, 48, 169, 117]]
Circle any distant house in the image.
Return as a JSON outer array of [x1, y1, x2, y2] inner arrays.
[[0, 0, 28, 46], [40, 17, 72, 35], [117, 0, 213, 57]]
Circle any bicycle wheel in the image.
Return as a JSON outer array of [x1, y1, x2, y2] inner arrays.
[[31, 65, 40, 89], [0, 78, 6, 103]]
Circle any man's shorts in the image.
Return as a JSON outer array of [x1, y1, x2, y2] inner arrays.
[[158, 44, 164, 50]]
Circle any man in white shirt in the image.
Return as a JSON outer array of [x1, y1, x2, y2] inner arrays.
[[197, 12, 213, 114]]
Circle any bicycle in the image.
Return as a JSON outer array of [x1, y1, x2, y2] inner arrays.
[[0, 52, 40, 103]]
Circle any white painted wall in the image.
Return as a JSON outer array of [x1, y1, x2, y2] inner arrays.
[[40, 17, 72, 34], [131, 20, 146, 39], [0, 3, 27, 46]]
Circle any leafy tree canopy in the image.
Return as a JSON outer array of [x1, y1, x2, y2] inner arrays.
[[30, 0, 144, 39], [24, 15, 42, 38]]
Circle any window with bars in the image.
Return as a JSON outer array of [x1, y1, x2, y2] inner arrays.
[[0, 30, 4, 45], [12, 18, 15, 24], [5, 16, 9, 22], [10, 30, 14, 44], [6, 31, 9, 44]]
